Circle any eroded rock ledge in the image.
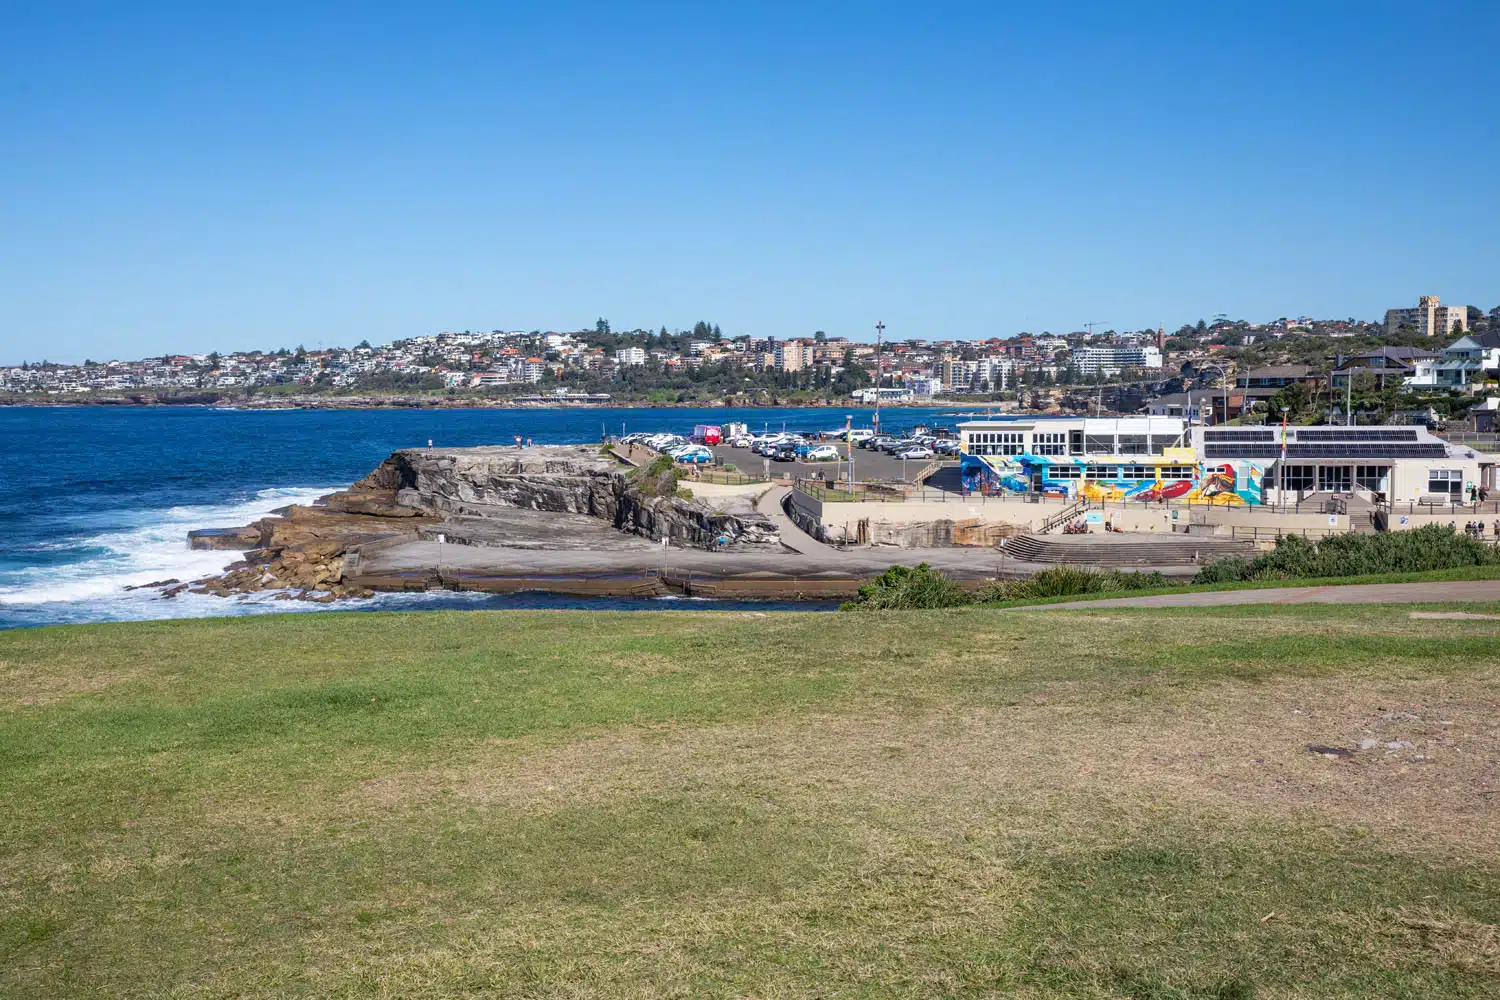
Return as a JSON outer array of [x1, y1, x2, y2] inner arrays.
[[182, 445, 780, 600]]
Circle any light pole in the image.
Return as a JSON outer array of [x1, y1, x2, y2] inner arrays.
[[1278, 405, 1290, 511], [872, 321, 884, 435]]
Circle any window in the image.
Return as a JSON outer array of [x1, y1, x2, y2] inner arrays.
[[1161, 465, 1194, 480], [1281, 465, 1314, 492], [1119, 465, 1154, 480], [1428, 469, 1463, 496], [1086, 465, 1119, 479], [1318, 465, 1352, 493], [1032, 431, 1066, 456], [1116, 434, 1148, 454], [1084, 434, 1115, 454], [1148, 435, 1175, 454], [1047, 465, 1081, 479], [1355, 465, 1389, 492]]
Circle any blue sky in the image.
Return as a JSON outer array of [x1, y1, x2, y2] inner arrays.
[[2, 1, 1497, 363]]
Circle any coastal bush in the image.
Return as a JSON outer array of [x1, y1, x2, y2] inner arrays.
[[1192, 524, 1500, 584], [636, 455, 681, 498], [975, 566, 1167, 603], [841, 563, 971, 610]]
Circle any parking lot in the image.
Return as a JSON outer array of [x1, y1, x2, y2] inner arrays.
[[707, 441, 955, 484]]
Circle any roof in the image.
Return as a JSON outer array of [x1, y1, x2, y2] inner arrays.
[[1351, 346, 1439, 362], [1146, 390, 1223, 407], [1242, 365, 1316, 379]]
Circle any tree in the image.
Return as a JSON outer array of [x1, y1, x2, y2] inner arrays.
[[595, 318, 611, 335], [356, 339, 372, 349], [814, 330, 826, 343]]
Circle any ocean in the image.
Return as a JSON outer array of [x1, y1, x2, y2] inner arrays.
[[0, 404, 958, 628]]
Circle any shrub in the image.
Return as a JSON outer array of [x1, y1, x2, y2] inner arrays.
[[1192, 524, 1500, 584], [841, 563, 972, 611], [1192, 555, 1252, 584], [975, 566, 1168, 603]]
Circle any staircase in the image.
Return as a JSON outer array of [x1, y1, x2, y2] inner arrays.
[[1038, 499, 1090, 535], [1000, 534, 1255, 566]]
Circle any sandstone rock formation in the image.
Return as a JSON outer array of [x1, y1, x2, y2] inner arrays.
[[183, 445, 779, 600]]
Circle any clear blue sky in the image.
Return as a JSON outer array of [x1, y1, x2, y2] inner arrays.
[[2, 1, 1497, 364]]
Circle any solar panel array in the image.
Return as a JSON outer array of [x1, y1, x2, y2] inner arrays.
[[1203, 443, 1447, 460], [1295, 429, 1419, 442], [1203, 430, 1273, 442]]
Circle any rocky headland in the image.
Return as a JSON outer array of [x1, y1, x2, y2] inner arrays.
[[181, 445, 784, 601]]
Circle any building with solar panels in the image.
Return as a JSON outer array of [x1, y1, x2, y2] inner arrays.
[[1191, 425, 1489, 505], [956, 417, 1491, 507]]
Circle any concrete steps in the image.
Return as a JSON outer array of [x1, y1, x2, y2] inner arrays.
[[1000, 534, 1255, 566]]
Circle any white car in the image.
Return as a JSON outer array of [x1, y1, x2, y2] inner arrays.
[[729, 435, 754, 448], [804, 444, 840, 461], [896, 446, 935, 460], [847, 429, 875, 444]]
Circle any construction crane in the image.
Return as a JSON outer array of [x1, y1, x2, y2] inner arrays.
[[1084, 321, 1109, 337]]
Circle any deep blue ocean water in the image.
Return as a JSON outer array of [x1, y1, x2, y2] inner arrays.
[[0, 405, 958, 629]]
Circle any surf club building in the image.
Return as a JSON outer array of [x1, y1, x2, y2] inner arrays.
[[957, 417, 1489, 506]]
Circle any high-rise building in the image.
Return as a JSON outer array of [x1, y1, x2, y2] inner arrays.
[[615, 347, 647, 366], [773, 340, 809, 372], [1385, 296, 1469, 338]]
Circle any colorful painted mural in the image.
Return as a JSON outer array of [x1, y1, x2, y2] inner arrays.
[[960, 454, 1266, 505]]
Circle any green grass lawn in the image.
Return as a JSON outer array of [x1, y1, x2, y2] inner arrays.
[[979, 563, 1500, 609], [3, 605, 1499, 998]]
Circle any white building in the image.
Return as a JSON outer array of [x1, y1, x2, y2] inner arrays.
[[1071, 345, 1163, 377], [615, 347, 647, 366]]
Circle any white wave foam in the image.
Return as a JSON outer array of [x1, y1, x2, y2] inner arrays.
[[0, 486, 338, 608]]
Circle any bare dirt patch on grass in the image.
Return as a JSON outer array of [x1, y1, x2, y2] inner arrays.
[[324, 674, 1500, 862]]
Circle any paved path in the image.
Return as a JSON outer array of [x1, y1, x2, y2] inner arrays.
[[1012, 580, 1500, 611], [755, 486, 828, 555]]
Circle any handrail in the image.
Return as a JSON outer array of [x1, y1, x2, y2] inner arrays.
[[1039, 498, 1091, 534]]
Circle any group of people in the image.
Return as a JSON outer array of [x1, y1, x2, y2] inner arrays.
[[1460, 520, 1497, 538]]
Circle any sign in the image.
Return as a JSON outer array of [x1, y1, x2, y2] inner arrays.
[[1170, 509, 1179, 522], [1399, 516, 1410, 526], [1328, 515, 1338, 527], [1084, 511, 1104, 525]]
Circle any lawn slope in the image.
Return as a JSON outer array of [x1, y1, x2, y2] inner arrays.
[[2, 605, 1499, 998]]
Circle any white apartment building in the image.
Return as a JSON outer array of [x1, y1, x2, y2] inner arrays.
[[1385, 296, 1469, 338], [1071, 345, 1163, 377], [615, 347, 647, 366]]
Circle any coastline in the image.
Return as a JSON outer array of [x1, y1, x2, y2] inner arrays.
[[0, 394, 1008, 411]]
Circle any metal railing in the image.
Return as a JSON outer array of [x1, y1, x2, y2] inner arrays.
[[1039, 499, 1090, 535]]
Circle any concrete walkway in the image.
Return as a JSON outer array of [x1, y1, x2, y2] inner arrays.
[[754, 486, 828, 555], [1012, 580, 1500, 611]]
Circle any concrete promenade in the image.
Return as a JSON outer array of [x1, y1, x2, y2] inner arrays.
[[1012, 580, 1500, 611]]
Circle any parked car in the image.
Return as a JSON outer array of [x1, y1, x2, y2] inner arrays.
[[847, 429, 875, 444], [673, 446, 716, 464], [896, 446, 935, 460], [805, 444, 840, 461], [865, 435, 896, 451], [770, 443, 801, 461], [729, 435, 755, 448]]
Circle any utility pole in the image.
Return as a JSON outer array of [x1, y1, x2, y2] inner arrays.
[[873, 321, 885, 434]]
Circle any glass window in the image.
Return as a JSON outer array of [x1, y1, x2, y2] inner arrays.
[[1084, 434, 1115, 454], [1428, 469, 1463, 495], [1117, 434, 1148, 454], [1355, 466, 1389, 492], [1318, 465, 1352, 493], [1048, 465, 1081, 479], [1086, 465, 1119, 479], [1281, 465, 1314, 492]]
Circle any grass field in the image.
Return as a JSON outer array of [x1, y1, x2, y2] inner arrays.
[[2, 604, 1499, 998], [978, 563, 1500, 609]]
